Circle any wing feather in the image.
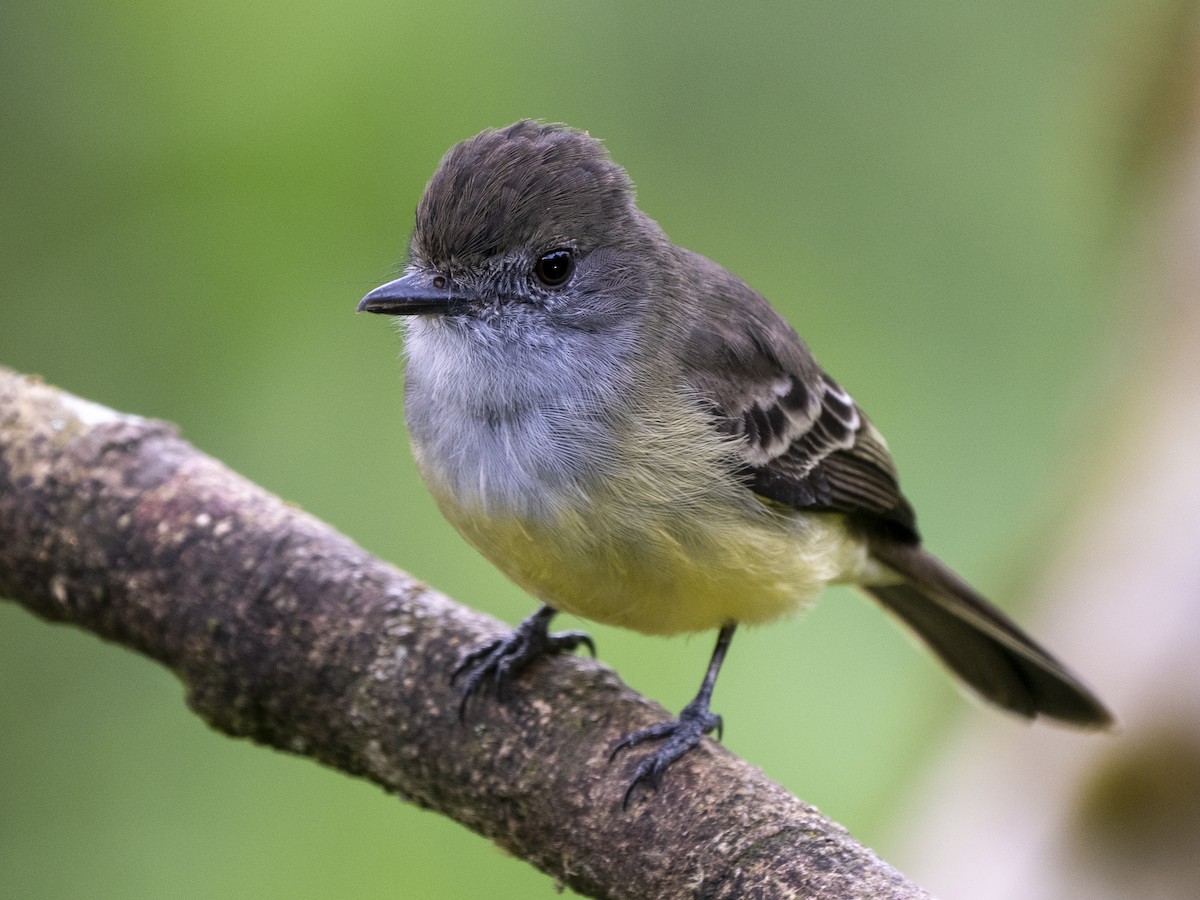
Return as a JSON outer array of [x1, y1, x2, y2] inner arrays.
[[680, 258, 918, 541]]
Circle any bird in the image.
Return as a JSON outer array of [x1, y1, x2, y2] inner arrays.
[[357, 120, 1112, 805]]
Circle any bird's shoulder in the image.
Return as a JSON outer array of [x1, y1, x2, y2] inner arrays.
[[677, 252, 919, 542]]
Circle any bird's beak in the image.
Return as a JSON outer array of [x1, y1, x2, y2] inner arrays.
[[356, 271, 477, 316]]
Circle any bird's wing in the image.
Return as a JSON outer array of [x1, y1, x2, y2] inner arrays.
[[681, 263, 918, 542]]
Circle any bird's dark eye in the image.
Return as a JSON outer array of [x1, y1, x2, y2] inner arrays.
[[534, 249, 574, 287]]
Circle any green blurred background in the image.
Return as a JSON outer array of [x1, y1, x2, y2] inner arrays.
[[0, 1, 1185, 897]]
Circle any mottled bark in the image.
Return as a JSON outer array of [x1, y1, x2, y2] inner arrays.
[[0, 366, 929, 900]]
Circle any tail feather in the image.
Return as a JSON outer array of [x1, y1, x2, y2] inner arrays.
[[865, 541, 1113, 728]]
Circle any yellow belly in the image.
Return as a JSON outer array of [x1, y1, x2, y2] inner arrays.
[[433, 486, 867, 636], [410, 380, 871, 635]]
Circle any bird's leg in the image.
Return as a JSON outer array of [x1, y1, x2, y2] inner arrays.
[[453, 604, 594, 719], [611, 622, 736, 807]]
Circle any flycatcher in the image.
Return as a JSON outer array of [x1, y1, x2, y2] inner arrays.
[[358, 120, 1112, 803]]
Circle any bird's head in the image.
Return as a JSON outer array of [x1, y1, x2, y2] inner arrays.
[[358, 121, 661, 334]]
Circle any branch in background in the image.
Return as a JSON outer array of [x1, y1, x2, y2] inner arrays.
[[0, 366, 929, 900]]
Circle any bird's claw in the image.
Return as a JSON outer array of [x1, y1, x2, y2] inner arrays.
[[453, 615, 593, 719], [611, 701, 723, 808]]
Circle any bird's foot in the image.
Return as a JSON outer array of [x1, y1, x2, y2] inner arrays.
[[610, 699, 723, 808], [452, 606, 594, 719]]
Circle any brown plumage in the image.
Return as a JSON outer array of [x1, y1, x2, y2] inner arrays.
[[360, 121, 1112, 804]]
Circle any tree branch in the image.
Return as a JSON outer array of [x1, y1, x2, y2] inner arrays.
[[0, 365, 929, 900]]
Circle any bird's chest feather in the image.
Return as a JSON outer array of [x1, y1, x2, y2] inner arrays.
[[402, 318, 631, 519], [399, 318, 863, 634], [412, 399, 615, 520]]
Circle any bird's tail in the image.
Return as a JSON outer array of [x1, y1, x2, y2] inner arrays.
[[863, 540, 1113, 728]]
